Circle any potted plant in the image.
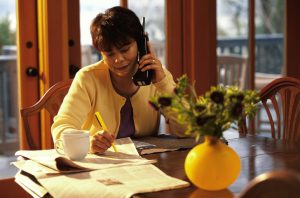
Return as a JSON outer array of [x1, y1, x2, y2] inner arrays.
[[149, 74, 259, 190]]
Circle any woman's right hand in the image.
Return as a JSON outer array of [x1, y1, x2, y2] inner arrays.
[[90, 131, 115, 154], [138, 42, 165, 84]]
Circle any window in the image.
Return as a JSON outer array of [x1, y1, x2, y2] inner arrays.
[[0, 0, 19, 179], [128, 0, 166, 65], [79, 0, 119, 66], [217, 0, 249, 89], [217, 0, 285, 136], [217, 0, 285, 90]]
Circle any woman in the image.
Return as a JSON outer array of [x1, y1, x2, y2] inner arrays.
[[51, 6, 182, 154]]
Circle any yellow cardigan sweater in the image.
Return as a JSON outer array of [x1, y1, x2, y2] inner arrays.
[[51, 61, 176, 141]]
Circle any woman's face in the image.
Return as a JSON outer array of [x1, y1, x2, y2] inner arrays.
[[101, 40, 138, 78]]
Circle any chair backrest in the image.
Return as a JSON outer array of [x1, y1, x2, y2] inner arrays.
[[239, 170, 300, 198], [20, 79, 73, 149], [241, 77, 300, 142], [217, 55, 248, 90]]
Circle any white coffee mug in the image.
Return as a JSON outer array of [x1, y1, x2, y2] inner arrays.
[[55, 130, 90, 160]]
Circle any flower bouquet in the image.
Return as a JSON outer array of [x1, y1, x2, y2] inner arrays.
[[149, 74, 260, 191], [149, 74, 259, 141]]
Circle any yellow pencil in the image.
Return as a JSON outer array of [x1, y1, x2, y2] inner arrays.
[[95, 112, 118, 153]]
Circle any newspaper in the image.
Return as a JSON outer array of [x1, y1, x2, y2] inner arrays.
[[13, 137, 190, 197], [133, 130, 239, 155], [15, 170, 49, 198], [14, 160, 189, 198], [133, 135, 199, 155], [15, 137, 155, 174]]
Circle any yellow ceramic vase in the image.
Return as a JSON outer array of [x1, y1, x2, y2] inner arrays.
[[185, 136, 241, 191]]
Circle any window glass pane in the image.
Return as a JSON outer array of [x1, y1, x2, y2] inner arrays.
[[80, 0, 119, 66], [0, 0, 19, 179], [254, 0, 284, 81], [128, 0, 166, 66], [217, 0, 285, 137], [254, 0, 285, 136], [217, 0, 249, 89]]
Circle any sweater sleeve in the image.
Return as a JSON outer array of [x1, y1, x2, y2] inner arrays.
[[153, 68, 176, 94], [51, 70, 95, 141]]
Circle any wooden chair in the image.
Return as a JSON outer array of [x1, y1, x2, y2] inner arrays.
[[217, 55, 248, 90], [241, 77, 300, 142], [239, 170, 300, 198], [20, 79, 73, 149]]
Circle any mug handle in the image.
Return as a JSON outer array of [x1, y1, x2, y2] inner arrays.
[[55, 140, 64, 155]]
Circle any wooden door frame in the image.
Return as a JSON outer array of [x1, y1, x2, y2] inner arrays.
[[166, 0, 217, 94], [17, 0, 40, 149], [17, 0, 81, 149]]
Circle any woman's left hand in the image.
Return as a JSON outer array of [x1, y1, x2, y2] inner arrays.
[[138, 42, 165, 83]]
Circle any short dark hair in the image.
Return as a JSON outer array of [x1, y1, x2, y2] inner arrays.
[[90, 6, 143, 52]]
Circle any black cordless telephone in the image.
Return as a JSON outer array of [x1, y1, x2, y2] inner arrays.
[[132, 17, 153, 86]]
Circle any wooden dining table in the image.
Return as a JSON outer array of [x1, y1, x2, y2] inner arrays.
[[5, 132, 300, 198], [137, 134, 300, 198]]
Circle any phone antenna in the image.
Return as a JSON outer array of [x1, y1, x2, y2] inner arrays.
[[142, 17, 145, 32]]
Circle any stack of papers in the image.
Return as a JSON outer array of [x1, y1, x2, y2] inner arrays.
[[13, 137, 189, 198]]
